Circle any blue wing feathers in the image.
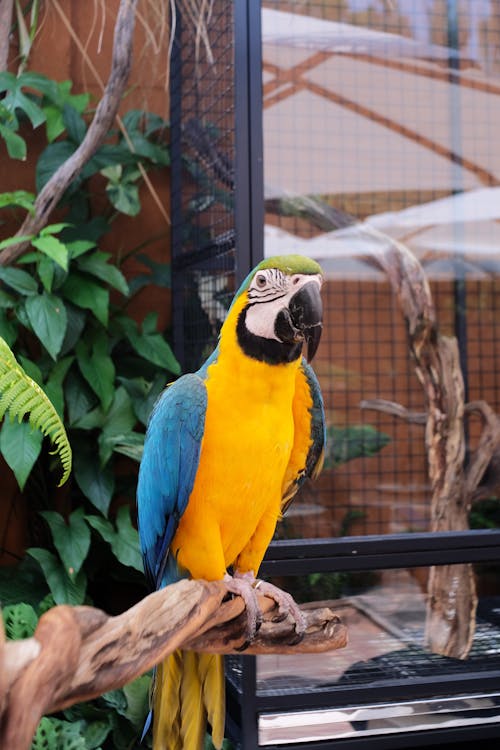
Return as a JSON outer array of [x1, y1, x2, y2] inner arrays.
[[137, 373, 208, 589], [302, 358, 326, 476]]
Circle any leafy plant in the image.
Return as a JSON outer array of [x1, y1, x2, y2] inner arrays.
[[0, 70, 175, 746]]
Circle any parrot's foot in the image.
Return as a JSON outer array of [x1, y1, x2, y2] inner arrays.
[[224, 572, 306, 643], [223, 572, 262, 640], [251, 579, 306, 637]]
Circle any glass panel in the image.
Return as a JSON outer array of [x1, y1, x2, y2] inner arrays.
[[257, 563, 500, 696], [262, 2, 500, 539]]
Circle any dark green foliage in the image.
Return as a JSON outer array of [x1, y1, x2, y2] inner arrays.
[[324, 424, 391, 468], [0, 71, 175, 747], [470, 496, 500, 529]]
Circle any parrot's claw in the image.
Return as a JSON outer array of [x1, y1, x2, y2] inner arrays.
[[224, 572, 306, 642], [223, 572, 263, 642], [252, 579, 307, 637]]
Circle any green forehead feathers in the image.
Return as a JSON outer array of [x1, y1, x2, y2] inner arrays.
[[254, 254, 323, 278], [231, 254, 323, 308]]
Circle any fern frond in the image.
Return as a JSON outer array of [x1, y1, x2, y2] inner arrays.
[[0, 337, 72, 485]]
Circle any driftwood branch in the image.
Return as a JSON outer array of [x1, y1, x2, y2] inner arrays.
[[0, 0, 139, 266], [364, 227, 476, 658], [0, 579, 347, 750]]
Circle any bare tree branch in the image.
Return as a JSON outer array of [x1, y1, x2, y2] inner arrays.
[[0, 578, 347, 750], [0, 0, 139, 266], [360, 398, 427, 425], [0, 0, 14, 72]]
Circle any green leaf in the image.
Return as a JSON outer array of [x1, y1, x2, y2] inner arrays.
[[25, 292, 68, 359], [0, 266, 38, 295], [76, 335, 115, 411], [27, 547, 87, 605], [43, 103, 65, 143], [61, 272, 109, 326], [3, 83, 46, 128], [64, 370, 97, 425], [40, 508, 91, 580], [66, 238, 97, 258], [73, 444, 115, 516], [0, 311, 17, 346], [38, 255, 55, 292], [36, 140, 77, 191], [0, 418, 42, 489], [111, 432, 144, 462], [31, 717, 59, 750], [142, 311, 158, 335], [98, 387, 136, 464], [119, 374, 166, 426], [31, 234, 69, 270], [127, 131, 169, 165], [106, 180, 141, 216], [0, 122, 26, 160], [127, 324, 181, 375], [122, 675, 151, 730], [0, 189, 35, 212], [59, 304, 86, 357], [62, 102, 87, 143], [0, 233, 33, 252], [76, 251, 129, 295], [0, 288, 16, 308], [82, 718, 113, 749], [44, 356, 74, 417], [2, 602, 38, 639], [86, 506, 142, 572]]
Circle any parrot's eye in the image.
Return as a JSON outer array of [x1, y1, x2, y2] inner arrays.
[[255, 273, 267, 289]]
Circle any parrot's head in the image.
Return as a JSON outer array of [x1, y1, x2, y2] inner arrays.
[[227, 254, 323, 365]]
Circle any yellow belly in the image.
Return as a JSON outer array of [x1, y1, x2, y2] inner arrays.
[[172, 351, 300, 581]]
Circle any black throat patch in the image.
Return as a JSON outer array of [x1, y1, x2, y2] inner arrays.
[[236, 307, 303, 364]]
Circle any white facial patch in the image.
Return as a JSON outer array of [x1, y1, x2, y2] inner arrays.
[[245, 269, 322, 341]]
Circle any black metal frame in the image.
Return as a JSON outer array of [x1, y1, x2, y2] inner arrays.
[[225, 530, 500, 748]]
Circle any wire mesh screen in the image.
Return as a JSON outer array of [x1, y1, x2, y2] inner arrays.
[[170, 0, 237, 373], [262, 0, 500, 541]]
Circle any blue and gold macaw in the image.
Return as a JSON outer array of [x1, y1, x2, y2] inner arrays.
[[137, 254, 325, 750]]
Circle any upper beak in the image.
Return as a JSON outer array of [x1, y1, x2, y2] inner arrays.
[[288, 279, 323, 361]]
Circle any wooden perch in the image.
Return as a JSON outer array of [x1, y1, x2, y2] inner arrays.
[[0, 578, 346, 750], [0, 0, 139, 266]]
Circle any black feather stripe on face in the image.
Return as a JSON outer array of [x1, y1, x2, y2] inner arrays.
[[236, 307, 303, 364]]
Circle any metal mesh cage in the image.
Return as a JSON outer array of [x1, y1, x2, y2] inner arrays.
[[170, 0, 237, 373], [262, 0, 500, 541]]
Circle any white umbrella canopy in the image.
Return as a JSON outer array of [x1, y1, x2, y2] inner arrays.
[[265, 187, 500, 280], [261, 8, 500, 201]]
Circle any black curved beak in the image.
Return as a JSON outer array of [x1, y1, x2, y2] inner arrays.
[[275, 280, 323, 361]]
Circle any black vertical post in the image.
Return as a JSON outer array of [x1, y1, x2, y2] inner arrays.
[[170, 3, 185, 370], [239, 655, 259, 749], [447, 0, 469, 403], [234, 0, 264, 284]]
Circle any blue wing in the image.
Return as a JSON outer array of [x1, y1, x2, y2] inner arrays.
[[137, 373, 207, 590], [282, 358, 326, 513], [302, 359, 326, 479]]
